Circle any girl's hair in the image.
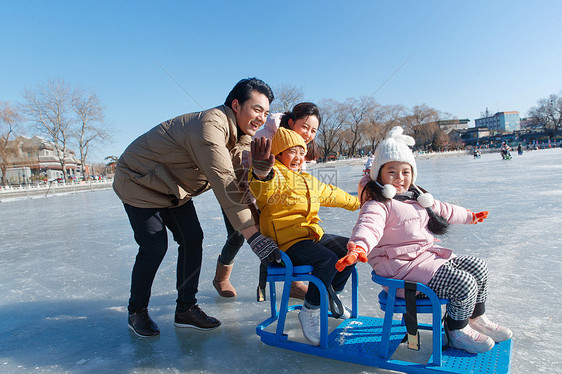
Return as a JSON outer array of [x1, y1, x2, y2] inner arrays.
[[361, 171, 449, 235], [279, 102, 321, 161], [361, 179, 388, 204]]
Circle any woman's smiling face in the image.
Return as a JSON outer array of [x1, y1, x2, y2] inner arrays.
[[289, 115, 319, 144]]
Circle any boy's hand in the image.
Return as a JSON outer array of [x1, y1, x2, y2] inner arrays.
[[335, 241, 368, 272], [471, 211, 488, 224], [247, 232, 281, 263], [251, 137, 275, 179]]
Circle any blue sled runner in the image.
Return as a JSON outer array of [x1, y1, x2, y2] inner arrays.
[[257, 252, 512, 374]]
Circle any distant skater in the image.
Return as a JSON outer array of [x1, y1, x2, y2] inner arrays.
[[363, 152, 375, 174], [473, 148, 481, 159], [500, 142, 511, 160]]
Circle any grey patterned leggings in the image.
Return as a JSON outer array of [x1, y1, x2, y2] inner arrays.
[[426, 255, 488, 321]]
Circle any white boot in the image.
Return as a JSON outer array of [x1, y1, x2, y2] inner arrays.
[[337, 303, 352, 319], [447, 324, 494, 354], [470, 314, 513, 342], [298, 306, 320, 345], [334, 291, 351, 319]]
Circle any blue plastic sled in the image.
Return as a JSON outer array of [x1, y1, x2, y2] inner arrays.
[[256, 252, 512, 374]]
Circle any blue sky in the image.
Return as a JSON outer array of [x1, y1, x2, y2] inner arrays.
[[1, 0, 561, 162]]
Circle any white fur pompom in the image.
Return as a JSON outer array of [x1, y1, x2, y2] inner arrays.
[[381, 184, 396, 199], [417, 193, 434, 208], [387, 126, 415, 147]]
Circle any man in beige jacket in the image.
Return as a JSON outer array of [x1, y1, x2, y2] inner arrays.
[[113, 78, 281, 337]]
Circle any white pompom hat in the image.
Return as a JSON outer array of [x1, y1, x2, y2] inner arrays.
[[369, 126, 417, 184], [369, 126, 434, 207]]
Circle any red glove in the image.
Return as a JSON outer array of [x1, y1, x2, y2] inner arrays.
[[335, 242, 368, 272], [471, 211, 488, 224]]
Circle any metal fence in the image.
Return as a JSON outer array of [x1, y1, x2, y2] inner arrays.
[[0, 179, 113, 199]]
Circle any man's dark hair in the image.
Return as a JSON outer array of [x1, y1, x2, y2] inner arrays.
[[224, 77, 274, 109]]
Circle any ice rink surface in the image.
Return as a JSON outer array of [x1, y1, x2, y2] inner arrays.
[[1, 148, 561, 373]]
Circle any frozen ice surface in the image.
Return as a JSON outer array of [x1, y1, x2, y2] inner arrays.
[[1, 148, 561, 373]]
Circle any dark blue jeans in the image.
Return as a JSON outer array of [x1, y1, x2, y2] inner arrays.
[[285, 233, 354, 308], [219, 208, 245, 265], [124, 201, 203, 313]]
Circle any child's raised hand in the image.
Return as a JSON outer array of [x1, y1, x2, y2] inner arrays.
[[335, 241, 368, 272], [251, 137, 275, 179], [471, 211, 489, 224]]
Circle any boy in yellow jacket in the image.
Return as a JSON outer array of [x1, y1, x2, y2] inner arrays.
[[249, 127, 360, 345]]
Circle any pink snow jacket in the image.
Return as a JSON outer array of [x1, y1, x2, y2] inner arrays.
[[254, 112, 283, 140], [350, 197, 473, 291]]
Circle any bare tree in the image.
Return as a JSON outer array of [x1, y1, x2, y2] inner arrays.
[[72, 89, 112, 178], [21, 80, 74, 182], [337, 129, 355, 156], [269, 84, 304, 113], [430, 128, 449, 151], [0, 102, 23, 185], [362, 103, 384, 154], [317, 99, 346, 160], [398, 104, 440, 149], [415, 122, 440, 149], [341, 96, 375, 156], [528, 92, 562, 133], [21, 80, 111, 182], [362, 103, 404, 153], [381, 104, 406, 136]]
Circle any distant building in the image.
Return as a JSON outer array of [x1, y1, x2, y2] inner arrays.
[[435, 118, 470, 134], [452, 127, 490, 146], [0, 136, 82, 184], [475, 111, 520, 132]]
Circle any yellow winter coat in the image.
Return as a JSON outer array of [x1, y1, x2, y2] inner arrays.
[[249, 160, 360, 252]]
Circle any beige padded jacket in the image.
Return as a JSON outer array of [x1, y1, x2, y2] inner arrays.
[[113, 105, 255, 232]]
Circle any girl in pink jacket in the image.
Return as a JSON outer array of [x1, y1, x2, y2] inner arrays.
[[336, 126, 512, 354]]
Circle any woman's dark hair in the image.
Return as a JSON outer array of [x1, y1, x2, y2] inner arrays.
[[361, 170, 449, 235], [279, 102, 322, 161], [224, 77, 274, 109]]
